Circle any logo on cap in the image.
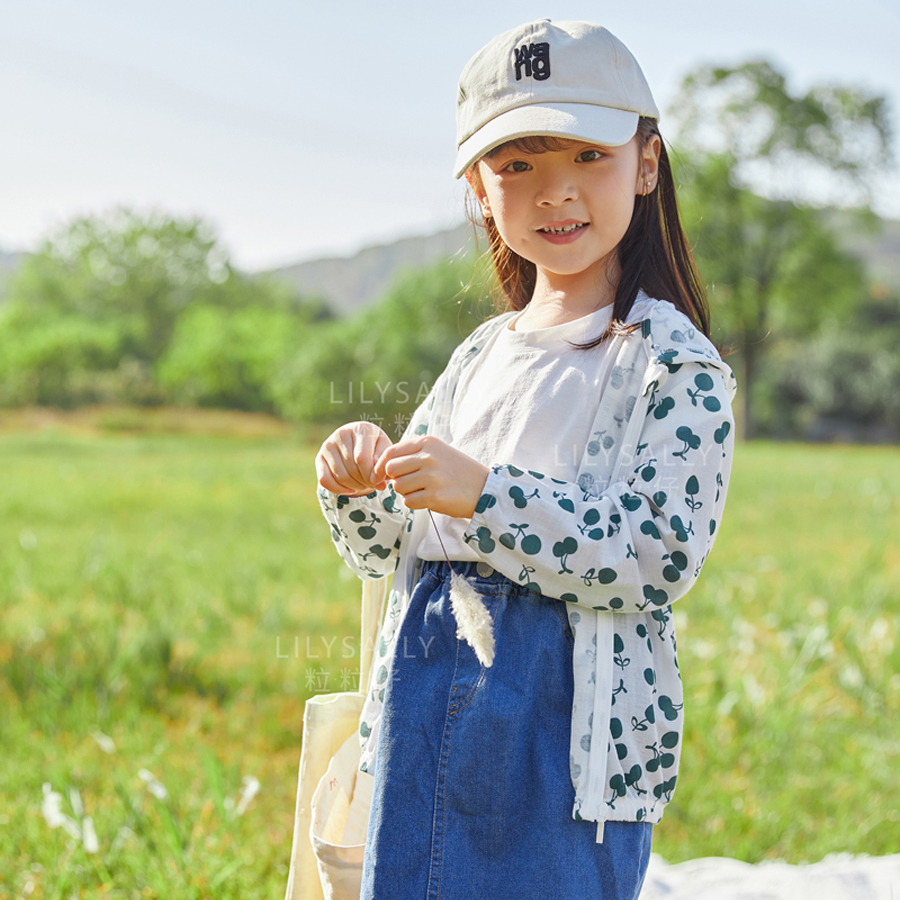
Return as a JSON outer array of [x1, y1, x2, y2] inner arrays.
[[514, 42, 550, 81]]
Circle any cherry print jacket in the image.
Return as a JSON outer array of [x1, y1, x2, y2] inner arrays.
[[317, 292, 738, 839]]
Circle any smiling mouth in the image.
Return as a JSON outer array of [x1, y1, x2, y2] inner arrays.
[[538, 223, 588, 235]]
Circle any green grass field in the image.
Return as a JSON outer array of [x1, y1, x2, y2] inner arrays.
[[1, 411, 898, 898]]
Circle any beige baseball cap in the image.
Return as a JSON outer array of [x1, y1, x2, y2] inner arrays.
[[454, 19, 659, 178]]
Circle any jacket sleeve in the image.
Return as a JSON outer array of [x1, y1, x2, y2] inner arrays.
[[465, 360, 736, 611], [316, 313, 517, 580], [317, 481, 410, 580], [315, 328, 474, 580]]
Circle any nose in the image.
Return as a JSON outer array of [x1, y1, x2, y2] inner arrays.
[[536, 167, 578, 206]]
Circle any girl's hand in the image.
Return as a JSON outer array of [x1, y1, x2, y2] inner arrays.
[[373, 435, 489, 519], [315, 422, 394, 497]]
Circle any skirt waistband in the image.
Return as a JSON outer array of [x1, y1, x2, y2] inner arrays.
[[417, 556, 508, 588], [417, 559, 537, 597]]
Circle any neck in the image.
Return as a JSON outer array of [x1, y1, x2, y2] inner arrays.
[[522, 258, 621, 326]]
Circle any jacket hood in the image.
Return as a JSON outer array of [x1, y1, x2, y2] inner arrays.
[[633, 296, 738, 404]]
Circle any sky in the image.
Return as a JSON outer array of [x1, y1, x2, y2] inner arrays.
[[1, 0, 899, 272]]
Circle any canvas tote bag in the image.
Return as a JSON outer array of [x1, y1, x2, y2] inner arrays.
[[284, 576, 389, 900]]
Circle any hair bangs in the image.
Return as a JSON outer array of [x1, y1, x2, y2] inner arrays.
[[484, 134, 577, 157]]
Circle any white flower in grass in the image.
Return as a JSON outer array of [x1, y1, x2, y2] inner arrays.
[[234, 776, 260, 818], [41, 784, 100, 853], [90, 730, 116, 754], [81, 816, 99, 854], [41, 784, 82, 841], [138, 768, 168, 800]]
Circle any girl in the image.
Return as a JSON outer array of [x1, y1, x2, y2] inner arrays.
[[315, 19, 737, 900]]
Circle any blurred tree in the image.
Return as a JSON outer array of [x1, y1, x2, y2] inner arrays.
[[272, 255, 492, 432], [670, 61, 892, 438], [158, 304, 317, 411], [0, 207, 323, 407], [755, 288, 900, 440], [5, 208, 234, 361]]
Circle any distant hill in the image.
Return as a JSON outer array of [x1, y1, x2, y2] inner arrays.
[[0, 247, 24, 296], [0, 249, 20, 266], [261, 214, 900, 316], [260, 223, 477, 316]]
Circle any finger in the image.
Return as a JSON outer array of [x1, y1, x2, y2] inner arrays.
[[372, 446, 392, 484], [320, 440, 374, 494], [390, 470, 429, 500], [374, 438, 424, 482], [346, 423, 393, 487], [395, 485, 429, 509], [383, 451, 429, 482], [333, 428, 368, 487], [315, 452, 355, 495], [318, 452, 363, 495], [373, 429, 393, 471], [368, 431, 394, 489], [353, 424, 385, 485]]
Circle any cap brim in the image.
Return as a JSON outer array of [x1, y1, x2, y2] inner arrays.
[[453, 103, 639, 179]]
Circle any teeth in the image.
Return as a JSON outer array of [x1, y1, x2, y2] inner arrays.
[[542, 223, 584, 234]]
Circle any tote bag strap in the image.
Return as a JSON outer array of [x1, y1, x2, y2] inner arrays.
[[360, 577, 390, 700]]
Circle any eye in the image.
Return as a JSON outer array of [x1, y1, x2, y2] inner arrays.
[[576, 148, 605, 162], [503, 159, 532, 173]]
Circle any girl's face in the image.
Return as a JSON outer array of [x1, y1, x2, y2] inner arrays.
[[469, 135, 660, 297]]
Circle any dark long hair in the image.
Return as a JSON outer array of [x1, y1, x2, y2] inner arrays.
[[466, 118, 712, 348]]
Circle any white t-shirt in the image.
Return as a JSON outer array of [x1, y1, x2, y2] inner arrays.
[[418, 302, 618, 561]]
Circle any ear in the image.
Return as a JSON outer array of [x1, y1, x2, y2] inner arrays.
[[636, 134, 662, 196], [465, 166, 492, 217]]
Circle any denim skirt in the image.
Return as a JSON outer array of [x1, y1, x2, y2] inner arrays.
[[361, 558, 653, 900]]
